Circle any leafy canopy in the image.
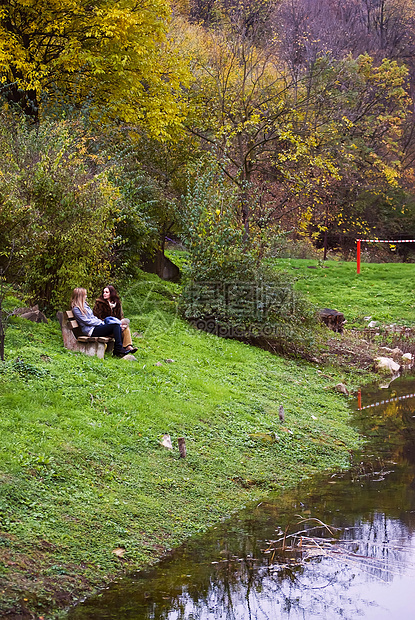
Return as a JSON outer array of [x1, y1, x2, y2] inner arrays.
[[0, 0, 189, 138]]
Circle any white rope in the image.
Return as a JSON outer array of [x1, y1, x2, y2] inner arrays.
[[359, 392, 415, 410]]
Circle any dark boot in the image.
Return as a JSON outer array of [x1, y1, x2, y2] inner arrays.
[[125, 346, 138, 354], [113, 347, 129, 358]]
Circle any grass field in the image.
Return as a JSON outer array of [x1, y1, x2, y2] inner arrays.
[[272, 258, 415, 328], [0, 271, 364, 618]]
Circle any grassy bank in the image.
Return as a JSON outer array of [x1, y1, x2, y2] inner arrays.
[[273, 258, 415, 328], [0, 273, 364, 618]]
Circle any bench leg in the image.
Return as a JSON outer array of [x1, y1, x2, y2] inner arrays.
[[76, 342, 97, 357], [59, 319, 81, 352], [80, 342, 106, 358], [96, 342, 106, 359]]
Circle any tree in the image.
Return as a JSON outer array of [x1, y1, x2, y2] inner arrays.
[[270, 0, 415, 249], [186, 8, 411, 246], [0, 245, 15, 362], [0, 0, 189, 138], [188, 0, 275, 40], [302, 53, 411, 245], [185, 18, 333, 238], [92, 120, 203, 277], [0, 112, 118, 310], [273, 0, 415, 85], [180, 160, 316, 357]]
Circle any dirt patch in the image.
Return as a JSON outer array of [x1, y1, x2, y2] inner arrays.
[[320, 327, 415, 371], [321, 332, 377, 369]]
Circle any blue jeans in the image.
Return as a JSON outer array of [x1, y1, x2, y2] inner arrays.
[[91, 323, 123, 351]]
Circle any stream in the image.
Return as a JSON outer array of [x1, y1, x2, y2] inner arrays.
[[67, 373, 415, 619]]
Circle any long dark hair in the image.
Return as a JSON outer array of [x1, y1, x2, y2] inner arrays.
[[103, 285, 120, 304]]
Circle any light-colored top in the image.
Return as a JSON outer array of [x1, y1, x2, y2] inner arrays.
[[72, 303, 103, 336]]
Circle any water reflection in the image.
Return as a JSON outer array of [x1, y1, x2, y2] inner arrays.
[[68, 375, 415, 620]]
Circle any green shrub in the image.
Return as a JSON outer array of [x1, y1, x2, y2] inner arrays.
[[271, 237, 323, 260], [180, 163, 317, 356], [0, 112, 117, 311]]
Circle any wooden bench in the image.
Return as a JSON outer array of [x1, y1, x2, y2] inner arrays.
[[57, 310, 114, 359]]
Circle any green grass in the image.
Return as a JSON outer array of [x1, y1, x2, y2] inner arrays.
[[0, 272, 365, 617], [272, 258, 415, 328]]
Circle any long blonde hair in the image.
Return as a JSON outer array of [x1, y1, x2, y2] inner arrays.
[[71, 287, 87, 314]]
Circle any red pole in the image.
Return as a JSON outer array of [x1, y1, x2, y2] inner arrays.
[[358, 389, 362, 410], [357, 239, 361, 274]]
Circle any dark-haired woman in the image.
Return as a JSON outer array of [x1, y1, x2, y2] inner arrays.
[[70, 288, 128, 358], [93, 286, 137, 354]]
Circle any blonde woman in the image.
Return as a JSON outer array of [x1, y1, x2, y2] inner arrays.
[[70, 288, 128, 357]]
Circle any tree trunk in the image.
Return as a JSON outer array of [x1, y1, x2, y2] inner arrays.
[[323, 202, 329, 260], [0, 295, 4, 361], [6, 82, 39, 122], [241, 192, 250, 240]]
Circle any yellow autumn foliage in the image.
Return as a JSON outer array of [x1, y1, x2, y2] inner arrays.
[[0, 0, 190, 139]]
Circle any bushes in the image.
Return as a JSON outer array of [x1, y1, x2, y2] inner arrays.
[[0, 113, 117, 310], [270, 236, 323, 260], [180, 163, 317, 356]]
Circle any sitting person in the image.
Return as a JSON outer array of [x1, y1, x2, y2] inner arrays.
[[93, 285, 137, 354], [70, 287, 129, 358]]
